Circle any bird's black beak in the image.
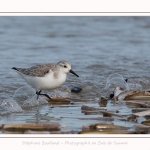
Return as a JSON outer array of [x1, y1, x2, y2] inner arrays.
[[69, 69, 79, 77]]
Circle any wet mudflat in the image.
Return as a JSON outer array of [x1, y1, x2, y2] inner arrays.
[[0, 80, 150, 134]]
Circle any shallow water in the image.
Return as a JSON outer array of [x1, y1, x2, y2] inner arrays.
[[0, 16, 150, 134]]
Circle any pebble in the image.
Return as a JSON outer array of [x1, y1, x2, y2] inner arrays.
[[71, 86, 82, 93]]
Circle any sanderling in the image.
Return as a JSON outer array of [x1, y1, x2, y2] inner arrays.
[[12, 60, 79, 99]]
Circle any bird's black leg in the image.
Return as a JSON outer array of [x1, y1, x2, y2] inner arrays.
[[40, 93, 51, 100], [36, 90, 51, 100], [36, 90, 41, 100]]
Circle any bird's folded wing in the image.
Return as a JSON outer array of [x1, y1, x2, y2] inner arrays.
[[13, 64, 56, 77]]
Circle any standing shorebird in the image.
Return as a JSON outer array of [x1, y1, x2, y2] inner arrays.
[[12, 60, 79, 100]]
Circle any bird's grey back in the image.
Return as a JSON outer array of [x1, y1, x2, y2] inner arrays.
[[12, 63, 57, 77]]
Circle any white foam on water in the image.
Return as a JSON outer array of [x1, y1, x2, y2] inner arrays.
[[13, 86, 48, 109]]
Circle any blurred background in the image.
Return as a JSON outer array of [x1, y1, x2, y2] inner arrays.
[[0, 17, 150, 94]]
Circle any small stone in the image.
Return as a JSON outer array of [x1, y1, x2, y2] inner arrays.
[[71, 86, 82, 93], [110, 93, 114, 99]]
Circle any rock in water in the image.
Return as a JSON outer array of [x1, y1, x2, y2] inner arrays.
[[71, 86, 82, 93]]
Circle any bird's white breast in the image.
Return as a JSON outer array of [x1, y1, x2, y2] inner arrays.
[[17, 71, 67, 90]]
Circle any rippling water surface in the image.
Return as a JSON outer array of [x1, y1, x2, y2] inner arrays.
[[0, 16, 150, 133]]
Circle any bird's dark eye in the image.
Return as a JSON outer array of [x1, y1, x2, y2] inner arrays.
[[64, 65, 67, 68]]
